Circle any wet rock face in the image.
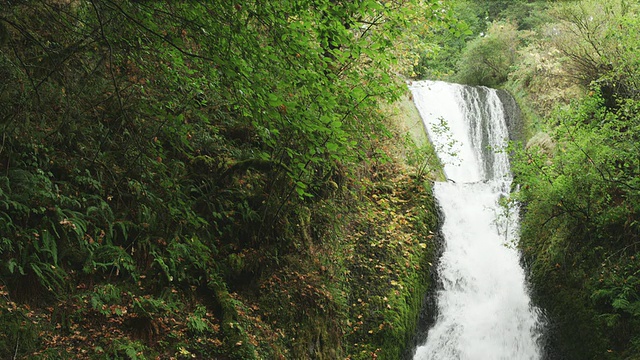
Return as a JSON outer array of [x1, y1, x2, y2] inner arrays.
[[496, 89, 524, 144]]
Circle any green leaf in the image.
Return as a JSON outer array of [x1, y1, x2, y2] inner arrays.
[[326, 142, 339, 152], [267, 93, 282, 107]]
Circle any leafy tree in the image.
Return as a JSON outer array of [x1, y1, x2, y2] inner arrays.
[[410, 0, 551, 81], [410, 0, 475, 79], [455, 20, 530, 87], [547, 0, 640, 107]]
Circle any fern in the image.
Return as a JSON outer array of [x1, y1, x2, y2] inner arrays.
[[88, 245, 136, 277], [187, 305, 210, 334], [29, 261, 65, 294]]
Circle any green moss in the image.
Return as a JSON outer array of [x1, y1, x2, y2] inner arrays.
[[343, 177, 438, 360]]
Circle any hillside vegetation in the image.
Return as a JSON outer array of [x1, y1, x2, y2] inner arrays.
[[7, 0, 640, 359], [0, 1, 446, 359], [420, 1, 640, 358]]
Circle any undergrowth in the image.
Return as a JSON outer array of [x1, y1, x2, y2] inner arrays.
[[0, 1, 440, 359]]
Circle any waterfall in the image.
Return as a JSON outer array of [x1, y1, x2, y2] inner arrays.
[[410, 81, 543, 360]]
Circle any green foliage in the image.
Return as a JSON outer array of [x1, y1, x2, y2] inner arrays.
[[427, 0, 640, 357], [89, 284, 122, 316], [546, 0, 640, 107], [411, 0, 551, 80], [513, 88, 640, 359], [0, 0, 399, 278], [342, 175, 438, 360], [500, 1, 552, 31], [0, 0, 444, 358], [455, 21, 529, 87], [186, 305, 210, 335], [0, 300, 42, 359], [410, 1, 475, 79], [406, 142, 440, 180], [109, 338, 148, 360]]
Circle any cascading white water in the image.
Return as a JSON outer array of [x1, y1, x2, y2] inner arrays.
[[410, 80, 542, 360]]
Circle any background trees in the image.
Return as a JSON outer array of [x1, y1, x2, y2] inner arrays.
[[454, 20, 527, 87]]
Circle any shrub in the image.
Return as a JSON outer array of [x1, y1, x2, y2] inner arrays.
[[547, 0, 640, 107], [455, 21, 527, 87]]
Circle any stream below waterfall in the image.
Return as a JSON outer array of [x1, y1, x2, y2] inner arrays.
[[409, 81, 543, 360]]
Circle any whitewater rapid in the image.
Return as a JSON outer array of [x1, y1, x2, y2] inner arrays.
[[410, 81, 542, 360]]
